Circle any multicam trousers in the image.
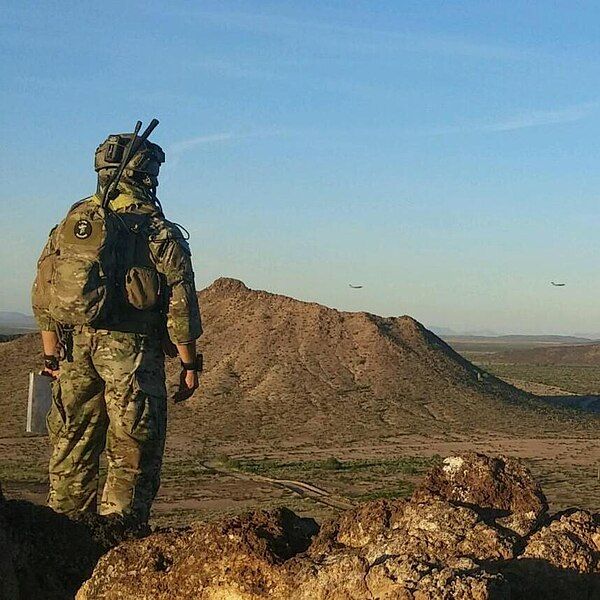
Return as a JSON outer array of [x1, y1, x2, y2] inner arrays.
[[46, 327, 167, 522]]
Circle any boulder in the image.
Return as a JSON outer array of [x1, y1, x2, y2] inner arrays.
[[290, 552, 372, 600], [365, 557, 510, 600], [367, 500, 517, 564], [77, 498, 517, 599], [77, 508, 318, 600], [312, 497, 517, 565], [315, 498, 406, 550], [413, 452, 548, 537]]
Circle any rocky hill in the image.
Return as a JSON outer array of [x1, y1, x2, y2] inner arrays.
[[2, 453, 598, 599], [179, 278, 593, 441], [0, 278, 594, 447]]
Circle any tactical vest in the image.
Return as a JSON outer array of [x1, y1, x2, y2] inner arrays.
[[34, 196, 165, 333]]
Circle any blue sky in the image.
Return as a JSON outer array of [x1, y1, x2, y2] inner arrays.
[[2, 1, 600, 334]]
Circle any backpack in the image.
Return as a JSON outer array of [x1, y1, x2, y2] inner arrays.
[[34, 197, 162, 327]]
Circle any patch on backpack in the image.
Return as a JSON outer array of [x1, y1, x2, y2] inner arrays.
[[74, 219, 93, 240]]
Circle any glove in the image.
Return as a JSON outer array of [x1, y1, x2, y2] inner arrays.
[[172, 355, 202, 403], [42, 354, 60, 380]]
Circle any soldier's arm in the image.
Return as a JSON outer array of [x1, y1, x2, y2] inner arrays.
[[32, 226, 61, 375], [152, 228, 202, 401], [41, 330, 59, 354], [152, 233, 202, 346], [32, 226, 59, 331], [176, 342, 198, 365]]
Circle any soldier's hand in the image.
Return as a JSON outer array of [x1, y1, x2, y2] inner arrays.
[[172, 368, 199, 403], [41, 367, 60, 380], [42, 355, 60, 380]]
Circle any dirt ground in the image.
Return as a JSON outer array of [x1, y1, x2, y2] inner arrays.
[[1, 326, 598, 528], [2, 431, 598, 528]]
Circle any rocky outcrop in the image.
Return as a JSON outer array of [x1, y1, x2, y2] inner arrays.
[[413, 453, 548, 537], [0, 496, 147, 600], [364, 557, 510, 600], [76, 453, 599, 600], [504, 509, 600, 599], [521, 509, 599, 572], [77, 503, 512, 600], [2, 453, 598, 599]]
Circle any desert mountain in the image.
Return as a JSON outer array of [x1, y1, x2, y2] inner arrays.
[[0, 278, 594, 447], [180, 278, 591, 443]]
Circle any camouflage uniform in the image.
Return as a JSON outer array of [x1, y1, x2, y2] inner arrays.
[[33, 185, 201, 522]]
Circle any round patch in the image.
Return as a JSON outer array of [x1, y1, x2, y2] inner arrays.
[[74, 219, 93, 240]]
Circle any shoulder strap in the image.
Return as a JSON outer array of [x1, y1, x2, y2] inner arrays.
[[67, 195, 95, 214]]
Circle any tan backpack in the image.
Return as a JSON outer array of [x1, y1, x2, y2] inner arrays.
[[33, 198, 162, 327]]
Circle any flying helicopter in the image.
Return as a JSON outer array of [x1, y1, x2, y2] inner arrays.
[[349, 284, 363, 289], [550, 282, 566, 287]]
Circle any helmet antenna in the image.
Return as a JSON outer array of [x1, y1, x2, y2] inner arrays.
[[102, 118, 160, 208]]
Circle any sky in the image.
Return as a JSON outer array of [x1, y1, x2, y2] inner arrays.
[[3, 1, 600, 335]]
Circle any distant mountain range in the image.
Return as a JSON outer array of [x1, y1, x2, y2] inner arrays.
[[0, 311, 36, 334], [429, 326, 598, 344], [429, 326, 500, 337]]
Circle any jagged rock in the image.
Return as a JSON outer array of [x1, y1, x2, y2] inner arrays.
[[521, 510, 600, 572], [365, 556, 510, 600], [322, 498, 406, 549], [289, 552, 372, 599], [3, 453, 599, 599], [77, 452, 597, 599], [501, 509, 600, 599], [312, 498, 517, 565], [366, 500, 517, 564], [77, 508, 318, 600], [413, 453, 548, 537], [77, 499, 517, 599]]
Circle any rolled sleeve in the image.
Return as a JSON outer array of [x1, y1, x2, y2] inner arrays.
[[167, 278, 202, 343]]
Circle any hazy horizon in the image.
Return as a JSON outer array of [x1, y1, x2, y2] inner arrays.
[[3, 1, 600, 335], [2, 300, 600, 340]]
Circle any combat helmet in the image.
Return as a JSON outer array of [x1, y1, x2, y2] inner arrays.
[[95, 128, 165, 191]]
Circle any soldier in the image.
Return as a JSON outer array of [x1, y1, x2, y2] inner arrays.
[[31, 120, 202, 523]]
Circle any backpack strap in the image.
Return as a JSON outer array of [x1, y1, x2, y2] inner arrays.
[[67, 196, 94, 213]]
